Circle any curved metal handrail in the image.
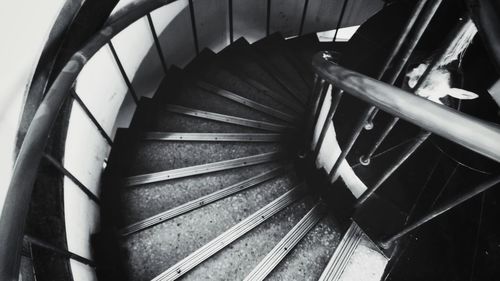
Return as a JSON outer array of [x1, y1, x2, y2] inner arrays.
[[312, 52, 500, 163], [0, 0, 179, 279]]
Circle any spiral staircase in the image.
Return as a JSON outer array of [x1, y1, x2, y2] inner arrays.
[[94, 33, 386, 281], [3, 1, 500, 281]]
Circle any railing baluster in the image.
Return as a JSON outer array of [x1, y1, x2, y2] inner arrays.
[[146, 13, 168, 74], [360, 17, 473, 165], [266, 0, 271, 36], [364, 0, 442, 129], [70, 89, 113, 146], [24, 235, 95, 266], [188, 0, 200, 54], [228, 0, 234, 43], [298, 0, 310, 36], [355, 130, 431, 207], [328, 105, 377, 183], [108, 42, 139, 104], [380, 175, 500, 248], [312, 88, 343, 158], [43, 153, 101, 204], [332, 0, 349, 42], [302, 76, 326, 155]]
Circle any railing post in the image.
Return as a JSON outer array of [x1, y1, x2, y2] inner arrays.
[[298, 0, 310, 36], [146, 13, 168, 74], [328, 105, 377, 183], [364, 0, 443, 129], [266, 0, 271, 36], [355, 130, 431, 207], [332, 0, 349, 42], [360, 17, 474, 165], [228, 0, 234, 43], [108, 41, 139, 104], [312, 88, 343, 159], [188, 0, 200, 54]]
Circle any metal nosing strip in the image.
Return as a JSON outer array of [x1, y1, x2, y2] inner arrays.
[[244, 203, 324, 281], [195, 80, 298, 124], [318, 223, 364, 281], [120, 166, 289, 236], [141, 132, 286, 142], [166, 105, 295, 133], [151, 185, 306, 281], [123, 151, 285, 187]]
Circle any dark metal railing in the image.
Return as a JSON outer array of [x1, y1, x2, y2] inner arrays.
[[309, 52, 500, 247], [0, 0, 181, 279]]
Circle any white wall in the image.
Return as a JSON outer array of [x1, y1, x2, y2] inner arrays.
[[0, 0, 68, 216]]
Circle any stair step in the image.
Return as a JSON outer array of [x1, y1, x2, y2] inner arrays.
[[125, 139, 280, 175], [140, 132, 286, 142], [253, 34, 311, 99], [186, 49, 303, 116], [217, 38, 305, 108], [120, 166, 290, 236], [180, 197, 316, 281], [119, 162, 287, 226], [123, 151, 285, 187], [121, 168, 298, 280], [150, 185, 306, 281], [243, 203, 324, 281], [151, 109, 268, 134], [165, 104, 295, 133], [266, 216, 341, 280], [195, 80, 299, 124], [318, 223, 364, 281], [173, 80, 290, 125]]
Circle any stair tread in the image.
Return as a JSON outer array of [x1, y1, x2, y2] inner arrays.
[[217, 39, 305, 108], [253, 34, 311, 96], [173, 80, 291, 125], [181, 197, 316, 281], [119, 163, 288, 227], [267, 216, 341, 281], [189, 53, 304, 116], [124, 141, 282, 176], [121, 181, 301, 281]]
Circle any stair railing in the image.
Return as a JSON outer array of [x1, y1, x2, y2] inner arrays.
[[309, 51, 500, 248], [0, 0, 182, 279]]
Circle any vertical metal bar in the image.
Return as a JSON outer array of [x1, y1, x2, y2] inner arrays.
[[360, 17, 472, 164], [381, 175, 500, 248], [228, 0, 234, 43], [266, 0, 271, 36], [188, 0, 200, 54], [70, 89, 113, 146], [360, 117, 400, 165], [24, 235, 96, 266], [355, 130, 431, 207], [328, 105, 377, 183], [146, 13, 168, 73], [43, 153, 101, 204], [364, 0, 441, 128], [312, 89, 344, 157], [302, 77, 326, 154], [298, 0, 310, 36], [332, 0, 349, 42], [108, 41, 139, 103]]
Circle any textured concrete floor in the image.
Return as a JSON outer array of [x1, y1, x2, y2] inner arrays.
[[266, 217, 341, 281], [120, 172, 298, 281]]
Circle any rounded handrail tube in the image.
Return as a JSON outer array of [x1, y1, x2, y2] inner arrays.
[[0, 0, 179, 279], [312, 52, 500, 163]]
